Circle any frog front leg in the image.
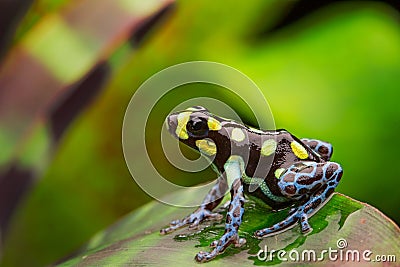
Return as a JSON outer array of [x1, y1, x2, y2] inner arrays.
[[195, 157, 246, 262], [196, 179, 246, 262], [255, 161, 343, 238], [160, 176, 227, 234]]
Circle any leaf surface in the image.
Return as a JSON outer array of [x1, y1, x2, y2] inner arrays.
[[58, 192, 400, 266]]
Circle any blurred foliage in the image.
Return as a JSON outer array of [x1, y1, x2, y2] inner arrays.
[[1, 0, 400, 266], [13, 0, 69, 42]]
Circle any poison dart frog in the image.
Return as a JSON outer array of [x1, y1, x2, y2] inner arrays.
[[160, 106, 343, 263]]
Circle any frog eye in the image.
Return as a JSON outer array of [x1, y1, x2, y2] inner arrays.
[[187, 117, 208, 136]]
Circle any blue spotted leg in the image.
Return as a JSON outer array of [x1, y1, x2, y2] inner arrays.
[[254, 161, 343, 237], [301, 138, 333, 161], [160, 176, 228, 234], [195, 178, 246, 262]]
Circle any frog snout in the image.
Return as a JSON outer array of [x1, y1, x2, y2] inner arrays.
[[166, 114, 178, 133]]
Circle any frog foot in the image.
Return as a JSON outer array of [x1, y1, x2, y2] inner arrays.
[[254, 194, 329, 238], [196, 234, 246, 262], [254, 211, 296, 238], [254, 209, 305, 238], [160, 208, 223, 235]]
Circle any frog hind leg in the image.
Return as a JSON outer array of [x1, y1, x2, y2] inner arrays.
[[254, 161, 343, 238], [301, 138, 333, 161]]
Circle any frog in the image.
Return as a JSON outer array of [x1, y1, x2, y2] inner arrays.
[[160, 106, 343, 263]]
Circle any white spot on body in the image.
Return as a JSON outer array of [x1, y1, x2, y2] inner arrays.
[[231, 128, 246, 142], [261, 139, 277, 156]]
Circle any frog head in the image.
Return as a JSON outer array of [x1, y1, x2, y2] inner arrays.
[[166, 106, 229, 158]]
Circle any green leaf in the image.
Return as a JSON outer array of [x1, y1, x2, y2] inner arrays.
[[57, 192, 400, 266]]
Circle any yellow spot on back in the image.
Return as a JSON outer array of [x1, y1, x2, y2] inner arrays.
[[195, 139, 217, 156], [261, 139, 277, 156], [291, 141, 308, 159], [274, 168, 285, 179], [231, 128, 245, 142], [175, 112, 191, 139], [207, 117, 221, 131]]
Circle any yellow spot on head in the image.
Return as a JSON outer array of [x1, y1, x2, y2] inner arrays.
[[291, 141, 308, 159], [261, 139, 277, 156], [195, 139, 217, 156], [175, 112, 191, 139], [231, 128, 246, 142], [274, 168, 286, 179], [207, 117, 221, 131]]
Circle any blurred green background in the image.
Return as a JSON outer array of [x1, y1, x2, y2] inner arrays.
[[0, 0, 399, 266]]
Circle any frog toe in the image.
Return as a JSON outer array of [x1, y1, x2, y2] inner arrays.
[[160, 224, 181, 235], [195, 251, 216, 263], [188, 219, 200, 229], [169, 219, 181, 226], [254, 211, 299, 238], [189, 211, 223, 229], [254, 230, 265, 238], [209, 236, 244, 249], [205, 211, 224, 221], [254, 229, 277, 239], [159, 227, 171, 235], [299, 213, 313, 234], [195, 251, 206, 262], [160, 218, 190, 234], [234, 237, 246, 247], [209, 240, 218, 248]]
